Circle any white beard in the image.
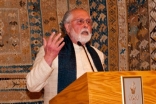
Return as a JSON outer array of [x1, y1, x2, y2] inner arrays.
[[70, 28, 92, 44]]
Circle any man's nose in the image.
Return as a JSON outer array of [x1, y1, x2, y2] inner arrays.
[[83, 21, 89, 28]]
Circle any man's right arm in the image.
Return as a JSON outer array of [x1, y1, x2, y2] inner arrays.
[[26, 32, 65, 92], [26, 46, 53, 92]]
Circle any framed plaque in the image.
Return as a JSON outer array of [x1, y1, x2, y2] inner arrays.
[[121, 76, 144, 104]]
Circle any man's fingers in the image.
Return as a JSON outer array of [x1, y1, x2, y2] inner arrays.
[[43, 38, 46, 48], [52, 33, 62, 44], [44, 32, 64, 53], [58, 42, 65, 50], [47, 32, 55, 44], [56, 37, 64, 46]]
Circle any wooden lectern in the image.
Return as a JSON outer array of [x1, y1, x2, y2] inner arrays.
[[49, 71, 156, 104]]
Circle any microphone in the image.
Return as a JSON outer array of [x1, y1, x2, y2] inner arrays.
[[77, 41, 94, 72]]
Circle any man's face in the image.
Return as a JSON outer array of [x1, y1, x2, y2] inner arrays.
[[66, 9, 92, 45]]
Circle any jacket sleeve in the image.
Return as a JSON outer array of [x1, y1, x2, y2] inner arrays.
[[26, 46, 54, 92]]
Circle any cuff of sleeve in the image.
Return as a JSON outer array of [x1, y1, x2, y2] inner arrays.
[[41, 57, 53, 72]]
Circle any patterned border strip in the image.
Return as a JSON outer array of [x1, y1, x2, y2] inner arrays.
[[149, 0, 156, 70], [0, 73, 27, 91], [28, 0, 43, 61], [68, 0, 90, 11], [117, 0, 128, 71], [107, 0, 119, 71], [0, 73, 26, 78], [56, 0, 68, 34], [40, 0, 58, 38], [0, 90, 43, 103], [0, 78, 26, 91]]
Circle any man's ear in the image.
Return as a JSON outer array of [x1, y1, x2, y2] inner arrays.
[[64, 23, 70, 33]]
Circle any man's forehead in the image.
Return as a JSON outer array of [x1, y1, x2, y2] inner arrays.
[[71, 10, 90, 18]]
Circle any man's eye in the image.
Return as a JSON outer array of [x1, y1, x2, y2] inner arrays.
[[87, 21, 91, 23], [78, 20, 84, 23], [87, 20, 91, 24]]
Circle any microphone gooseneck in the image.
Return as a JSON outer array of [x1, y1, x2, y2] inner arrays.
[[77, 41, 94, 72]]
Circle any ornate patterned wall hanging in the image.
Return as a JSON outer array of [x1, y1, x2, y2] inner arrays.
[[0, 0, 43, 103], [0, 1, 32, 66], [0, 0, 155, 103], [89, 0, 108, 71], [127, 0, 150, 70]]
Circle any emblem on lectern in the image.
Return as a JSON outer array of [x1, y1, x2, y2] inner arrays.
[[121, 76, 143, 104], [128, 81, 139, 104]]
